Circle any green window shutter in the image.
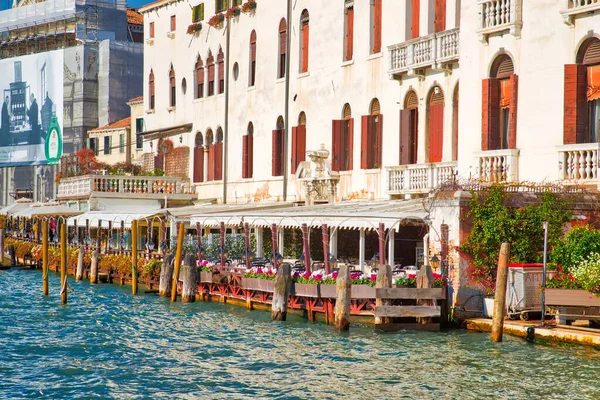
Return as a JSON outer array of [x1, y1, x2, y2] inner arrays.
[[192, 6, 196, 22], [200, 3, 204, 20], [108, 136, 112, 155], [119, 133, 125, 153]]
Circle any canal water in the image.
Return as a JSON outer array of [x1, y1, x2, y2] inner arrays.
[[1, 269, 599, 400]]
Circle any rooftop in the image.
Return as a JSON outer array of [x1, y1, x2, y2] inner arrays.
[[89, 117, 131, 132], [127, 8, 143, 25]]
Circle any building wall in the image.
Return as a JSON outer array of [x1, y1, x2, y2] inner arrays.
[[129, 100, 145, 163], [89, 127, 130, 165]]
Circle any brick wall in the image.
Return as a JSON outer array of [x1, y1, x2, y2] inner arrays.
[[166, 146, 190, 179]]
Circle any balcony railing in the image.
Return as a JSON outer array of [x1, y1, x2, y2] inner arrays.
[[386, 162, 457, 195], [474, 149, 520, 183], [477, 0, 522, 42], [57, 174, 195, 200], [388, 28, 459, 77], [558, 143, 600, 183], [560, 0, 600, 26]]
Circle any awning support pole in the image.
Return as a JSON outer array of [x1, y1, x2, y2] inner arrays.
[[256, 228, 263, 258], [330, 229, 338, 260], [388, 228, 395, 267], [359, 229, 365, 272]]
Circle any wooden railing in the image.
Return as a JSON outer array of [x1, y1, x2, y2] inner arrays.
[[388, 28, 459, 76], [477, 0, 522, 42], [560, 0, 600, 25], [557, 143, 600, 182], [386, 162, 457, 195], [474, 149, 520, 183]]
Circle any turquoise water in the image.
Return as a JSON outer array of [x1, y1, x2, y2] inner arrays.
[[1, 269, 600, 399]]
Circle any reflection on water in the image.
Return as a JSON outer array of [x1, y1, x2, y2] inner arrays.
[[1, 269, 599, 399]]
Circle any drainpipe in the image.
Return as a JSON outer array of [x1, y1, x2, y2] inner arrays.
[[222, 0, 232, 204], [282, 0, 292, 202]]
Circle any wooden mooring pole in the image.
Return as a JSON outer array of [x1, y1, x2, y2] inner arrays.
[[491, 242, 511, 343], [90, 250, 98, 284], [271, 263, 291, 321], [375, 264, 392, 325], [335, 264, 351, 331], [60, 222, 67, 304], [131, 220, 138, 295], [159, 253, 174, 297], [42, 219, 49, 295], [181, 254, 198, 303], [171, 222, 185, 302], [0, 228, 4, 264], [75, 245, 84, 281]]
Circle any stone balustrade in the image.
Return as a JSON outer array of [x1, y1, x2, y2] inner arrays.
[[557, 143, 600, 182], [477, 0, 522, 42], [386, 162, 457, 196], [560, 0, 600, 26], [473, 149, 520, 183]]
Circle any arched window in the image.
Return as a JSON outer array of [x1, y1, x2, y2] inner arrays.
[[278, 18, 287, 79], [149, 69, 155, 110], [195, 56, 204, 99], [565, 38, 600, 144], [217, 47, 225, 94], [344, 1, 354, 61], [332, 103, 353, 171], [243, 122, 254, 179], [483, 54, 517, 150], [407, 0, 420, 39], [213, 127, 223, 181], [370, 0, 382, 54], [400, 90, 419, 165], [249, 30, 257, 86], [361, 98, 383, 169], [207, 51, 215, 96], [206, 129, 216, 181], [299, 10, 309, 73], [292, 112, 307, 174], [428, 87, 444, 163], [272, 117, 284, 176], [453, 83, 459, 160], [169, 65, 176, 107], [193, 132, 204, 183]]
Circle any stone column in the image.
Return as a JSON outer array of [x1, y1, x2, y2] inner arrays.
[[255, 227, 264, 258], [359, 228, 365, 272], [388, 228, 395, 267]]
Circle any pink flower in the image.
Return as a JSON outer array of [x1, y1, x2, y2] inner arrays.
[[313, 274, 323, 282], [302, 271, 311, 279], [256, 267, 263, 274], [370, 274, 377, 281], [332, 271, 339, 279]]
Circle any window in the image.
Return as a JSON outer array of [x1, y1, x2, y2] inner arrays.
[[299, 10, 309, 73], [169, 65, 176, 107], [104, 136, 112, 155], [344, 1, 354, 61], [452, 84, 459, 160], [193, 132, 204, 183], [170, 15, 176, 32], [195, 56, 204, 99], [428, 89, 444, 163], [249, 30, 257, 86], [482, 54, 517, 150], [370, 0, 382, 54], [136, 118, 144, 150], [232, 0, 242, 5], [214, 127, 224, 180], [207, 51, 215, 96], [407, 0, 419, 39], [215, 0, 226, 12], [400, 90, 419, 165], [192, 4, 204, 22], [360, 99, 383, 169], [206, 129, 215, 181], [272, 117, 284, 176], [434, 0, 446, 33], [88, 137, 98, 155], [242, 122, 254, 178], [217, 47, 224, 94], [332, 104, 354, 171], [278, 19, 287, 79], [291, 112, 306, 174], [149, 22, 155, 38], [148, 70, 155, 110], [119, 133, 125, 153]]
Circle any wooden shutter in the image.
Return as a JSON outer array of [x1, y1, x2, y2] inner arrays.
[[154, 153, 163, 170], [331, 120, 342, 171], [302, 24, 309, 72], [411, 0, 420, 39], [297, 124, 306, 171], [214, 142, 223, 180], [482, 78, 499, 151], [361, 116, 370, 169], [373, 0, 382, 53], [429, 104, 444, 162], [193, 146, 204, 182], [171, 15, 176, 31], [218, 57, 224, 94], [348, 118, 354, 170], [346, 6, 354, 61], [200, 3, 204, 20], [434, 0, 446, 33], [247, 134, 253, 178], [376, 114, 383, 167], [508, 74, 518, 149], [291, 126, 298, 174], [400, 109, 411, 165], [564, 64, 588, 144], [242, 135, 249, 178], [279, 25, 286, 54], [272, 130, 283, 176], [207, 144, 214, 181], [150, 22, 154, 38], [208, 63, 215, 81]]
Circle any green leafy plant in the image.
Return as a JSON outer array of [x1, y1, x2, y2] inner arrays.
[[550, 226, 600, 273], [572, 253, 600, 295]]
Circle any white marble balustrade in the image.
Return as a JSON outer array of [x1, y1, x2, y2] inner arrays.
[[387, 162, 457, 195]]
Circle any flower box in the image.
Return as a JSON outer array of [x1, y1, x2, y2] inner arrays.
[[351, 284, 376, 299], [241, 277, 274, 293], [292, 282, 319, 298], [187, 22, 202, 35], [200, 271, 213, 283], [320, 283, 337, 299], [546, 288, 600, 308]]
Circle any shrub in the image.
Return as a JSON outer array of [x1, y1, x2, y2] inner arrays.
[[572, 253, 600, 295], [550, 226, 600, 273]]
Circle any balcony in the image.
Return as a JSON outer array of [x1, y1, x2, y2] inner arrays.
[[477, 0, 522, 43], [386, 162, 457, 196], [474, 149, 520, 182], [560, 0, 600, 26], [388, 28, 459, 78], [56, 174, 196, 201], [558, 143, 600, 185]]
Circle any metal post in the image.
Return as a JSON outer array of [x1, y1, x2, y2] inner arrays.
[[282, 0, 292, 201], [541, 221, 549, 328], [222, 0, 232, 204]]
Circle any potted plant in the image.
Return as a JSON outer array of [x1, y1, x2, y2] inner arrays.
[[208, 13, 225, 29], [292, 270, 321, 297], [241, 266, 276, 292], [187, 22, 202, 35], [546, 256, 600, 307], [225, 6, 241, 19], [350, 272, 377, 299], [240, 0, 257, 13]]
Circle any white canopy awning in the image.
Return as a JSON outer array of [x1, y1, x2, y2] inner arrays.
[[0, 198, 33, 215], [68, 199, 164, 228], [190, 200, 429, 230]]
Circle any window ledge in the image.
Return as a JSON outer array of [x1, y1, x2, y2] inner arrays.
[[247, 86, 256, 92], [338, 170, 353, 176], [145, 109, 155, 114], [167, 106, 176, 112], [192, 97, 205, 104], [364, 168, 382, 174], [275, 77, 285, 84], [367, 52, 383, 61], [145, 38, 154, 45], [167, 31, 175, 39], [297, 71, 310, 79], [341, 59, 354, 67]]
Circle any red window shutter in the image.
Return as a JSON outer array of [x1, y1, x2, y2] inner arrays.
[[563, 64, 588, 144], [207, 144, 214, 181], [150, 22, 155, 38], [208, 64, 215, 81], [251, 43, 257, 62], [508, 74, 518, 149], [331, 120, 342, 171], [291, 126, 298, 174], [429, 104, 444, 162], [218, 59, 224, 93], [411, 0, 420, 39], [376, 114, 383, 167], [361, 115, 370, 169], [346, 6, 354, 61], [242, 135, 249, 179], [297, 124, 306, 168], [215, 142, 223, 180], [193, 147, 204, 183], [373, 0, 382, 53], [348, 118, 354, 170], [302, 24, 309, 72], [247, 134, 253, 178], [279, 30, 286, 54], [272, 130, 283, 176], [482, 78, 499, 151], [400, 109, 412, 165], [434, 0, 446, 33]]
